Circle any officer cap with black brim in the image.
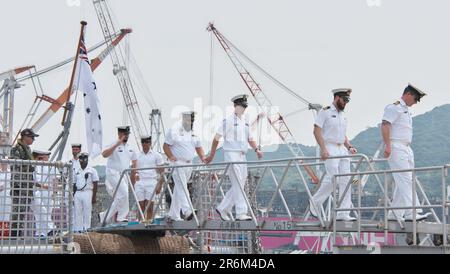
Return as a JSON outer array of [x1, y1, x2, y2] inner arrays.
[[231, 94, 249, 107], [71, 143, 82, 148], [141, 135, 152, 143], [32, 150, 51, 157], [405, 83, 427, 102], [331, 88, 352, 102], [118, 126, 131, 134], [78, 152, 89, 161]]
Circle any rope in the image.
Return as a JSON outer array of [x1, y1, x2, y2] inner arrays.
[[223, 35, 311, 106], [84, 232, 97, 254]]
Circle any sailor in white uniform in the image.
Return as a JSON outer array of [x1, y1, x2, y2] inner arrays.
[[99, 126, 137, 224], [0, 163, 11, 224], [32, 150, 56, 238], [206, 94, 263, 221], [132, 136, 165, 221], [382, 84, 428, 222], [73, 153, 99, 232], [163, 111, 206, 221], [309, 89, 358, 222], [68, 143, 82, 229], [69, 144, 82, 175]]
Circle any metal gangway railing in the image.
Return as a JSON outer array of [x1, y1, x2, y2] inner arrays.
[[331, 164, 450, 251], [96, 153, 436, 253], [0, 159, 74, 254]]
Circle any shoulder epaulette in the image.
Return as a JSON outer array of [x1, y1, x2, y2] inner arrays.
[[394, 101, 400, 105], [323, 106, 331, 110]]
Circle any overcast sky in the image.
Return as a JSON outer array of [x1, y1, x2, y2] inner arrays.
[[2, 0, 450, 165]]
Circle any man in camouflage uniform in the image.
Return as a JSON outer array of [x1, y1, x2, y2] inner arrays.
[[9, 128, 39, 237]]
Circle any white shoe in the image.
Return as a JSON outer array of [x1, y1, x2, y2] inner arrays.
[[236, 214, 252, 221], [216, 208, 231, 221], [336, 215, 357, 222], [98, 212, 107, 223], [405, 213, 429, 222]]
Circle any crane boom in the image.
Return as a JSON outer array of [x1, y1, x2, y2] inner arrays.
[[93, 0, 149, 147], [207, 23, 318, 183], [0, 66, 35, 83], [31, 28, 131, 132]]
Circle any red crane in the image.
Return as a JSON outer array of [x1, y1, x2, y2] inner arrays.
[[207, 23, 319, 184]]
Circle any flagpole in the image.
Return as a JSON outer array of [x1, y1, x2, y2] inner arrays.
[[62, 21, 88, 126]]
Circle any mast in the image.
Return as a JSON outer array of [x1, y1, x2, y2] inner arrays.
[[29, 28, 131, 133]]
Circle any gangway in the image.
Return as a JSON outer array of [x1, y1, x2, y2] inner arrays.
[[92, 156, 450, 254]]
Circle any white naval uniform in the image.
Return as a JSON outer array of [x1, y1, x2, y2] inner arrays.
[[68, 158, 80, 230], [101, 142, 137, 223], [216, 114, 254, 218], [165, 125, 201, 220], [74, 166, 99, 231], [32, 166, 56, 236], [0, 169, 11, 222], [135, 150, 164, 202], [310, 104, 353, 219], [383, 99, 421, 219]]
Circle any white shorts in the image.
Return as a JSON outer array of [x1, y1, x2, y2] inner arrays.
[[135, 179, 158, 202]]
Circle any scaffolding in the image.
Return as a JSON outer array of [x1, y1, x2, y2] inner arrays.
[[0, 159, 73, 254]]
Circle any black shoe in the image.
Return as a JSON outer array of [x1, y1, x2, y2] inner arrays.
[[216, 208, 231, 221], [47, 230, 55, 237], [185, 210, 197, 221], [309, 210, 318, 219]]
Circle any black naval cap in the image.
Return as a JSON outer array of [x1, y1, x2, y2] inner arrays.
[[405, 83, 427, 102], [118, 126, 131, 134], [21, 128, 39, 138], [231, 94, 249, 107], [141, 135, 152, 143]]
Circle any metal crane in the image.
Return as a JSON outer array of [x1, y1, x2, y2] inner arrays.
[[0, 66, 35, 157], [207, 23, 319, 184], [93, 0, 150, 148]]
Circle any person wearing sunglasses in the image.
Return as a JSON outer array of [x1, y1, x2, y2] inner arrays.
[[309, 88, 358, 222]]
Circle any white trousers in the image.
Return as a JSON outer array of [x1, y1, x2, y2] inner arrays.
[[102, 168, 129, 223], [311, 144, 352, 218], [387, 143, 422, 218], [217, 152, 248, 217], [74, 190, 93, 231], [135, 178, 157, 202], [32, 191, 54, 236], [168, 161, 193, 220], [0, 191, 11, 222]]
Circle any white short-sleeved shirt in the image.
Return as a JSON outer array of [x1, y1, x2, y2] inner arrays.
[[164, 125, 202, 162], [382, 98, 413, 143], [217, 114, 254, 153], [34, 166, 58, 198], [314, 104, 347, 144], [68, 158, 80, 180], [136, 150, 164, 179], [105, 142, 138, 172], [74, 166, 99, 191]]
